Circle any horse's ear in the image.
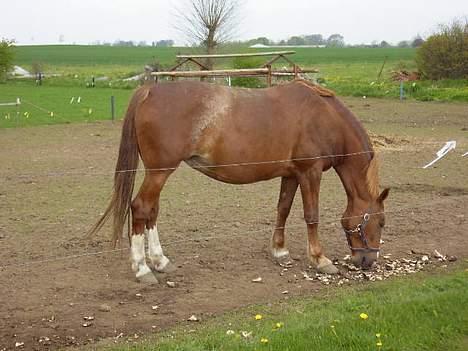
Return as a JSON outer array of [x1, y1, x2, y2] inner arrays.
[[378, 188, 390, 203]]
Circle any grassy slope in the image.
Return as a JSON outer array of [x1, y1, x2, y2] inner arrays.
[[14, 45, 416, 66], [104, 268, 468, 351], [1, 46, 466, 129], [0, 83, 132, 128]]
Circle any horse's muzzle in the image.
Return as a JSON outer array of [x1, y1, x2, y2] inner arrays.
[[352, 251, 378, 270]]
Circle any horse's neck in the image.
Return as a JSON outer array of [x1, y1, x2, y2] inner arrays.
[[335, 158, 374, 215]]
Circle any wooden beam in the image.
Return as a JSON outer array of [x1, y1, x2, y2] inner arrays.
[[151, 67, 319, 78], [176, 51, 296, 59]]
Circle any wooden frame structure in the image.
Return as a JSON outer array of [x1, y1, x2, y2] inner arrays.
[[150, 51, 318, 86]]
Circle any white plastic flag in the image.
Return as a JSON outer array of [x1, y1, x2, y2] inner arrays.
[[422, 141, 456, 169]]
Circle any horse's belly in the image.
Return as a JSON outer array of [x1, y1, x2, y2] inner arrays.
[[185, 155, 292, 184]]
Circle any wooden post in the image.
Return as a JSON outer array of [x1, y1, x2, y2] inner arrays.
[[266, 65, 272, 87], [111, 96, 115, 122], [16, 97, 20, 126], [377, 56, 388, 80], [400, 81, 404, 100], [294, 64, 299, 79]]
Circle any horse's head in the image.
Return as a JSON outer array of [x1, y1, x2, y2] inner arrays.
[[342, 188, 390, 269]]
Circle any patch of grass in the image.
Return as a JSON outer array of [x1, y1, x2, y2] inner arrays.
[[106, 268, 468, 351], [0, 81, 133, 128], [6, 45, 467, 113], [14, 45, 181, 67]]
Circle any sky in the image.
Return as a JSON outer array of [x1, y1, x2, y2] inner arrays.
[[1, 0, 467, 46]]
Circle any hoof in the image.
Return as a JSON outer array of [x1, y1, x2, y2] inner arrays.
[[137, 272, 159, 284], [317, 263, 339, 275], [155, 261, 177, 274], [271, 247, 290, 260]]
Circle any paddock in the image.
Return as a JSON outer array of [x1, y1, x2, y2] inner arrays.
[[0, 96, 466, 349]]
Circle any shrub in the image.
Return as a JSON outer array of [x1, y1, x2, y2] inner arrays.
[[0, 38, 15, 81], [416, 18, 468, 79], [231, 57, 266, 88]]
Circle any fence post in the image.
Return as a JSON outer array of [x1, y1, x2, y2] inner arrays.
[[111, 96, 115, 122], [266, 65, 272, 87], [16, 97, 21, 126], [400, 81, 404, 100]]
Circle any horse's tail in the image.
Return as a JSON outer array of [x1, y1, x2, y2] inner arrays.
[[87, 87, 150, 246]]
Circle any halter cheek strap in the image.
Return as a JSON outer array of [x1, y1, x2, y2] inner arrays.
[[344, 213, 380, 253]]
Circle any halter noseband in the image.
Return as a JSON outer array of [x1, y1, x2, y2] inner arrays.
[[344, 213, 380, 253]]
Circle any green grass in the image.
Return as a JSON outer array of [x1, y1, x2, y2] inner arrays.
[[14, 45, 416, 67], [2, 45, 466, 126], [104, 268, 468, 351], [0, 82, 132, 128], [14, 45, 181, 67]]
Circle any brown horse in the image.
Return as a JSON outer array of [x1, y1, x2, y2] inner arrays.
[[90, 79, 389, 283]]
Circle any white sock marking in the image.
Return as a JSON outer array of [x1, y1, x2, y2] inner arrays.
[[271, 247, 290, 259], [131, 234, 151, 278], [148, 225, 170, 271]]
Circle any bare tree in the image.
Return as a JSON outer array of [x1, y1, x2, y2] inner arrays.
[[175, 0, 241, 68]]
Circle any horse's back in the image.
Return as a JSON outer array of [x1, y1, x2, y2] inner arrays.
[[133, 81, 364, 183]]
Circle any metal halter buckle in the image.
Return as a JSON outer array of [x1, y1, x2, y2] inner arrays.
[[344, 212, 380, 253]]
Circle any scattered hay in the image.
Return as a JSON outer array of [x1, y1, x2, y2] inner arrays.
[[302, 251, 455, 286], [369, 132, 410, 148], [391, 70, 421, 82]]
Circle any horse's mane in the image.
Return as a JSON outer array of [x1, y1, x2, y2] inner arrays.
[[366, 156, 380, 199], [294, 79, 335, 97]]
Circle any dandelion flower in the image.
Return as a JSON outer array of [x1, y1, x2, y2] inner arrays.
[[260, 337, 269, 344], [275, 322, 283, 328], [377, 341, 383, 347], [376, 333, 381, 338], [359, 313, 368, 320], [255, 314, 262, 320], [226, 330, 235, 335]]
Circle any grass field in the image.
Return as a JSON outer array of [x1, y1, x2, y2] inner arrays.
[[4, 45, 467, 110], [13, 45, 416, 67], [103, 267, 468, 351], [0, 83, 131, 128]]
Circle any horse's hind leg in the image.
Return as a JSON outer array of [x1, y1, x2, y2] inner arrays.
[[271, 177, 298, 260], [146, 197, 177, 274], [131, 170, 173, 283]]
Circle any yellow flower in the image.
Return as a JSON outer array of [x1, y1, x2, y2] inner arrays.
[[376, 333, 381, 338], [359, 313, 369, 320], [377, 341, 383, 347], [255, 314, 263, 320], [260, 337, 269, 344], [275, 322, 283, 329]]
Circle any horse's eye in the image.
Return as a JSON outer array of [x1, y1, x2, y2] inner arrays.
[[379, 220, 385, 228]]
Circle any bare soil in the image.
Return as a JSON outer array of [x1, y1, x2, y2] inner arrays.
[[0, 97, 467, 350]]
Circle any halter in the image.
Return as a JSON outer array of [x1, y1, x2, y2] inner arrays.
[[344, 213, 380, 253]]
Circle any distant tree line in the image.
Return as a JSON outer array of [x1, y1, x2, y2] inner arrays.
[[246, 34, 343, 47], [107, 39, 175, 47], [246, 34, 425, 48]]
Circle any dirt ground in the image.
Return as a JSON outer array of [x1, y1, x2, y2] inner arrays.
[[0, 97, 467, 350]]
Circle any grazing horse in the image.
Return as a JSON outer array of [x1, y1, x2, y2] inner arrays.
[[89, 79, 389, 283]]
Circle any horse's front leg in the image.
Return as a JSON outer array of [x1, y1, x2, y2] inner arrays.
[[298, 169, 339, 274], [271, 176, 298, 261]]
